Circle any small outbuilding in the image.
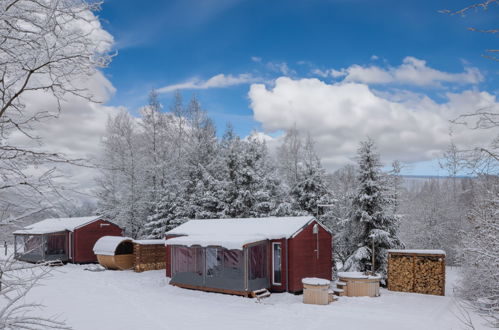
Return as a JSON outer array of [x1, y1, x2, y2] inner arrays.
[[165, 216, 332, 296], [93, 237, 166, 272], [13, 216, 123, 263], [93, 236, 135, 270], [387, 249, 446, 296]]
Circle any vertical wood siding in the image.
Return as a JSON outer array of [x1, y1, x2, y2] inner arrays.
[[287, 221, 332, 293]]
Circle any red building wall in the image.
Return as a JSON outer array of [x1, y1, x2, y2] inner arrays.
[[165, 245, 172, 277], [287, 221, 332, 293], [73, 219, 122, 263]]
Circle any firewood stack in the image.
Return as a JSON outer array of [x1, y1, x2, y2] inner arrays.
[[133, 242, 166, 273], [387, 250, 445, 296]]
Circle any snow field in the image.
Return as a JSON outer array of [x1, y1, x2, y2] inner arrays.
[[21, 266, 490, 330]]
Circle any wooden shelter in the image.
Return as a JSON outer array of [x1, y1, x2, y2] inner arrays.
[[93, 237, 166, 271], [165, 216, 332, 296], [13, 216, 123, 263], [387, 249, 446, 296], [133, 240, 166, 272]]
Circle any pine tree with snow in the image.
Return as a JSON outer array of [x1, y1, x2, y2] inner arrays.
[[342, 138, 403, 278], [290, 134, 331, 216], [218, 126, 288, 218]]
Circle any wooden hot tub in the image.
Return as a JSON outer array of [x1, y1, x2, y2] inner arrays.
[[302, 278, 331, 305], [337, 272, 381, 297]]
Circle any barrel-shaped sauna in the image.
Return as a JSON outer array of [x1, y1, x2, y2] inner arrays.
[[93, 236, 134, 270], [337, 272, 381, 297]]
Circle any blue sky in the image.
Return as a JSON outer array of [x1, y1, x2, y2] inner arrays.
[[96, 0, 499, 175]]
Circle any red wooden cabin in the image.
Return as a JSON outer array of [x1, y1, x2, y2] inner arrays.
[[165, 216, 332, 295], [14, 216, 123, 263]]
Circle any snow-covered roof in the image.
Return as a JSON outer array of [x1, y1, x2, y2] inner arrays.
[[93, 236, 132, 256], [387, 249, 446, 255], [13, 216, 102, 235], [133, 239, 166, 245], [165, 216, 316, 250]]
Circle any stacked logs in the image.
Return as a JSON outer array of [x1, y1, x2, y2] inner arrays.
[[133, 242, 166, 273], [387, 255, 414, 293], [388, 250, 445, 296]]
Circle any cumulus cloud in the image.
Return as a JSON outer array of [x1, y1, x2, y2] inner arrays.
[[8, 72, 123, 197], [316, 57, 483, 87], [158, 73, 259, 93], [248, 77, 495, 169]]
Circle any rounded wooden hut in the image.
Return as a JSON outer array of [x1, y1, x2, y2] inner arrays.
[[93, 236, 134, 270]]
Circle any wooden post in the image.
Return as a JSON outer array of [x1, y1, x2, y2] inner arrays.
[[371, 236, 375, 274]]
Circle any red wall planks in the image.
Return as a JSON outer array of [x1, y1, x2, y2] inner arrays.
[[287, 221, 332, 293], [73, 219, 122, 263]]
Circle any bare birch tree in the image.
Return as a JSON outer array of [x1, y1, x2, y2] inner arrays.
[[0, 0, 113, 222], [0, 1, 112, 328]]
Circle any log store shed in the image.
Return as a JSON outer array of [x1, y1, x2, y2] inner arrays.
[[13, 216, 123, 263], [165, 216, 332, 296]]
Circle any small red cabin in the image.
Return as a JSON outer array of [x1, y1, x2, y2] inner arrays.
[[13, 216, 123, 263], [165, 216, 332, 295]]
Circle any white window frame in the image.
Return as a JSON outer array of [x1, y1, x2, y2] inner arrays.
[[272, 242, 282, 286], [68, 232, 72, 259]]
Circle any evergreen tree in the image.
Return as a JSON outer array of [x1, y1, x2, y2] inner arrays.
[[218, 126, 288, 218], [343, 138, 403, 278], [290, 134, 331, 215]]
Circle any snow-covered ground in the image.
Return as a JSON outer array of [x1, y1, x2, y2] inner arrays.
[[15, 264, 489, 330]]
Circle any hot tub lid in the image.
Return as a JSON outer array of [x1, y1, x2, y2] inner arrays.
[[338, 272, 382, 280]]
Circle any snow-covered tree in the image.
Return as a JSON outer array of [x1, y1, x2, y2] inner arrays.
[[0, 0, 112, 226], [458, 175, 499, 327], [217, 126, 289, 218], [290, 134, 331, 215], [342, 139, 403, 278], [398, 178, 471, 265], [0, 0, 111, 327], [327, 165, 357, 265], [96, 110, 148, 238], [0, 257, 71, 329]]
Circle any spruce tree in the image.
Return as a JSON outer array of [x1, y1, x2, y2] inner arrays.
[[290, 134, 331, 215], [343, 138, 403, 278]]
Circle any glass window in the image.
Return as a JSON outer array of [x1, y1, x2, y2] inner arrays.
[[206, 247, 223, 277], [46, 234, 66, 255], [25, 235, 44, 256], [273, 243, 282, 285], [249, 243, 267, 280], [223, 249, 243, 280]]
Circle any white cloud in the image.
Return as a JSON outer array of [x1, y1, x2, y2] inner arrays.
[[157, 73, 259, 93], [248, 77, 495, 169], [314, 57, 483, 87], [266, 62, 295, 76], [251, 56, 262, 63], [8, 72, 123, 198]]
